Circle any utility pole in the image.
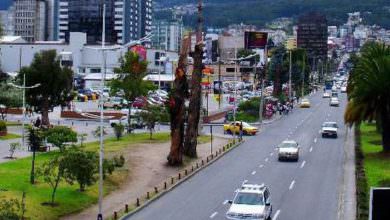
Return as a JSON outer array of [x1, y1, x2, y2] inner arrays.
[[259, 46, 267, 128], [233, 46, 237, 141], [97, 4, 106, 220], [301, 53, 306, 97], [288, 49, 292, 101], [218, 48, 222, 110]]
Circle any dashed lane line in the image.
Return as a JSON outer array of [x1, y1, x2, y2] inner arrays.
[[265, 158, 269, 162], [300, 160, 306, 168], [259, 164, 264, 168], [309, 146, 313, 152], [223, 200, 229, 205], [273, 210, 281, 220], [251, 171, 257, 175], [314, 138, 317, 143], [210, 212, 218, 218], [289, 180, 296, 190]]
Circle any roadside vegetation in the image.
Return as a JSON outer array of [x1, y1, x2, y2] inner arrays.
[[356, 123, 390, 220]]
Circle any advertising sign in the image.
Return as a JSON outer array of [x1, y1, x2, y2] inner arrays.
[[245, 32, 268, 49]]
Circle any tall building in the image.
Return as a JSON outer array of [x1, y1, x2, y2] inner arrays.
[[297, 12, 328, 62], [151, 19, 183, 52], [56, 0, 152, 44], [13, 0, 47, 42]]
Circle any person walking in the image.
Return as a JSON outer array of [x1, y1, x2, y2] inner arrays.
[[239, 121, 243, 140]]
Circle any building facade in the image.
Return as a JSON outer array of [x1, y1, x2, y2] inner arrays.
[[56, 0, 152, 44], [297, 12, 328, 62], [13, 0, 47, 42], [151, 19, 183, 52]]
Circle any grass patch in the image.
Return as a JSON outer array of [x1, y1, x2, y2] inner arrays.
[[0, 133, 21, 140], [235, 112, 258, 123], [360, 123, 390, 187], [0, 132, 171, 220], [356, 123, 390, 220], [5, 121, 22, 126]]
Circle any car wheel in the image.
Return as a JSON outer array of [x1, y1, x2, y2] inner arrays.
[[322, 134, 325, 138], [243, 130, 248, 136], [335, 134, 338, 138]]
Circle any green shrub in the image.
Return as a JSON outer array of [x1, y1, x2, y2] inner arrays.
[[0, 120, 7, 133], [236, 112, 258, 122], [113, 155, 125, 167]]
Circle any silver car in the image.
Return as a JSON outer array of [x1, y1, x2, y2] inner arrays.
[[277, 140, 300, 161]]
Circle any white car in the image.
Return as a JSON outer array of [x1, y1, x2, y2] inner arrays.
[[277, 140, 300, 161], [340, 86, 347, 93], [321, 122, 338, 138], [323, 92, 331, 98], [329, 97, 340, 107], [226, 183, 272, 220]]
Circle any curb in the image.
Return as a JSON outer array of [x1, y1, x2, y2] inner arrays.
[[117, 139, 245, 220]]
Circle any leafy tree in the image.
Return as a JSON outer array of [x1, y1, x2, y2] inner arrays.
[[78, 133, 88, 147], [62, 148, 98, 191], [345, 42, 390, 152], [37, 156, 64, 205], [113, 123, 125, 140], [111, 51, 155, 132], [45, 126, 77, 152], [268, 45, 288, 97], [0, 198, 22, 220], [92, 126, 107, 138], [27, 127, 43, 184], [139, 105, 167, 140], [0, 82, 22, 111], [20, 50, 73, 126]]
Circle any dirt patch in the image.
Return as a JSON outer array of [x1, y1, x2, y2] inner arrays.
[[61, 137, 229, 220]]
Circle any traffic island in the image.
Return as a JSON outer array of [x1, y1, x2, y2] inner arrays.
[[115, 138, 245, 220]]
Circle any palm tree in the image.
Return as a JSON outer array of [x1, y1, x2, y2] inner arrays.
[[345, 42, 390, 152]]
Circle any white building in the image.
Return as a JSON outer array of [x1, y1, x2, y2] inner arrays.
[[151, 19, 183, 52], [0, 32, 178, 82]]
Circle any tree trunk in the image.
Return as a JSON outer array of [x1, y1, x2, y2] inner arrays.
[[381, 108, 390, 152], [184, 44, 203, 158], [127, 103, 133, 133], [30, 150, 36, 184], [167, 37, 190, 166], [41, 100, 50, 126], [149, 128, 153, 140], [273, 64, 281, 97], [51, 169, 62, 204]]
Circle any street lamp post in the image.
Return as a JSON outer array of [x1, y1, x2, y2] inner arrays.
[[8, 80, 41, 149], [233, 47, 237, 142], [85, 5, 152, 220]]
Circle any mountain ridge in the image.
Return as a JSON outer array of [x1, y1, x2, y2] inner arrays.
[[155, 0, 390, 28]]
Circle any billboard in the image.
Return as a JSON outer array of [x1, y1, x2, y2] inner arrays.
[[245, 32, 268, 49]]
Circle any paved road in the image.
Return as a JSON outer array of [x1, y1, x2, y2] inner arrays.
[[124, 91, 347, 220]]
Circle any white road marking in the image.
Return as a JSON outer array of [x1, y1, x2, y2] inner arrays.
[[223, 200, 229, 205], [273, 210, 281, 220], [314, 138, 317, 143], [210, 212, 218, 218], [300, 161, 306, 168], [259, 164, 264, 168], [289, 180, 296, 190], [265, 158, 269, 162], [242, 180, 248, 185], [309, 147, 313, 152], [251, 171, 256, 175], [270, 152, 274, 156]]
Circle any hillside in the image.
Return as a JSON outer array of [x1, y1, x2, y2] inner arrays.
[[155, 0, 390, 28]]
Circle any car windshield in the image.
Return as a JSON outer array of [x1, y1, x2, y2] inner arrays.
[[279, 142, 298, 149], [233, 192, 264, 205], [323, 122, 337, 128]]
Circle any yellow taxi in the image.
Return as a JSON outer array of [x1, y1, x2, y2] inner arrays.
[[223, 121, 258, 135], [299, 98, 311, 108]]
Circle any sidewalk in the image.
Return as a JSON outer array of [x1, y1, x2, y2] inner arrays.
[[338, 126, 356, 220]]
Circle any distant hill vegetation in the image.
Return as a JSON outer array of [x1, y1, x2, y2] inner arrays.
[[156, 0, 390, 28]]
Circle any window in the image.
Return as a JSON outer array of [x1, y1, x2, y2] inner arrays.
[[90, 68, 101, 73]]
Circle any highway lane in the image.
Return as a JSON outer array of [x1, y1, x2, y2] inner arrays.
[[124, 91, 347, 220]]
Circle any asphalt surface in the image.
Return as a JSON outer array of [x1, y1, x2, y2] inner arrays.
[[123, 90, 348, 220]]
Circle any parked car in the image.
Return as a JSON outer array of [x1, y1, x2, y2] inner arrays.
[[103, 97, 127, 109], [226, 183, 272, 220], [321, 121, 338, 138], [277, 140, 300, 161], [109, 116, 145, 129], [223, 121, 258, 135], [340, 86, 347, 93]]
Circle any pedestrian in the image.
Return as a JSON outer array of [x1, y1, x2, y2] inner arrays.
[[239, 121, 243, 140], [34, 117, 41, 128]]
